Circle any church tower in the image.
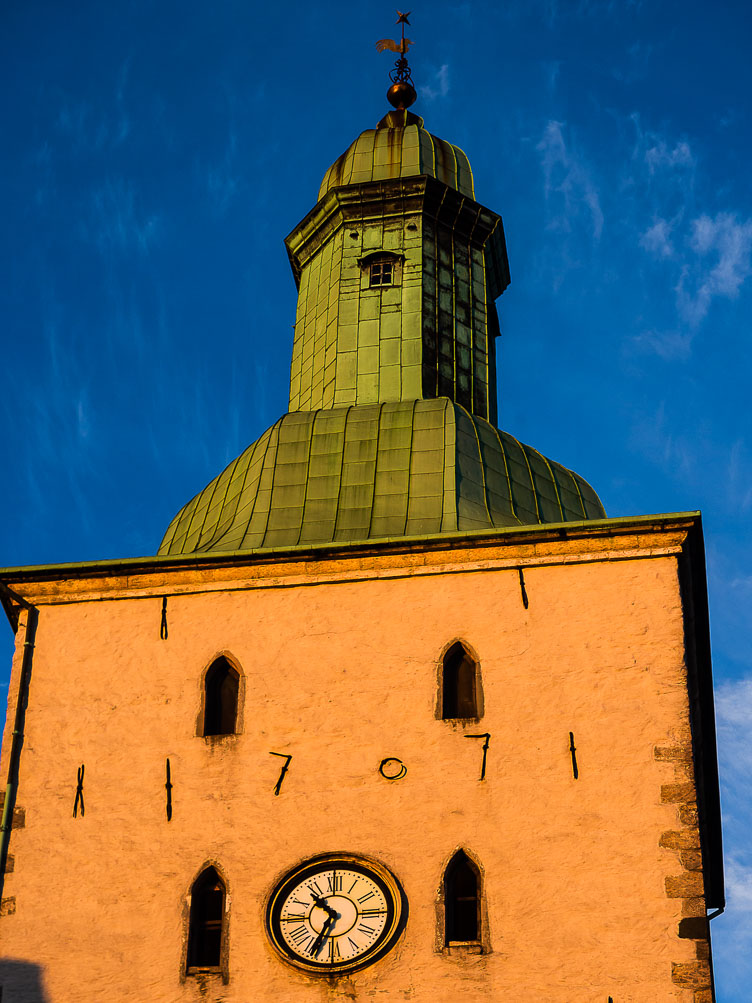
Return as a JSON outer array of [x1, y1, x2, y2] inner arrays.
[[0, 22, 723, 1003]]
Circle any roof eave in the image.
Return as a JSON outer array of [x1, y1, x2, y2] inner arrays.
[[0, 511, 702, 584]]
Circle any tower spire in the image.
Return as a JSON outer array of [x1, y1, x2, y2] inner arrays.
[[375, 10, 417, 109]]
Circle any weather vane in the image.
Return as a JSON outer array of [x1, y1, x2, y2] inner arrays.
[[376, 11, 417, 110]]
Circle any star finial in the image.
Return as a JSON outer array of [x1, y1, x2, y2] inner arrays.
[[396, 11, 411, 24]]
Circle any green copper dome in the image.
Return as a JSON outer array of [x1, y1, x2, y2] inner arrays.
[[318, 110, 474, 201], [159, 105, 605, 557], [158, 400, 604, 555]]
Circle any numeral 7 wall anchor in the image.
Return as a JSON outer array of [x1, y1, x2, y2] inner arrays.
[[465, 733, 491, 780], [269, 752, 293, 796]]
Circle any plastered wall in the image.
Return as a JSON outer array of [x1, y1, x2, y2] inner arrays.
[[0, 538, 712, 1002]]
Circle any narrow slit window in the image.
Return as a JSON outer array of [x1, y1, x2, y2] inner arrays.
[[445, 850, 480, 944], [442, 642, 478, 719], [187, 866, 225, 969], [369, 258, 394, 287], [203, 657, 239, 736]]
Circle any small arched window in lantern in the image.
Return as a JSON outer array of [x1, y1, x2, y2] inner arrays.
[[441, 642, 480, 720], [444, 850, 481, 944], [187, 866, 226, 970], [203, 657, 240, 737], [359, 251, 404, 290], [369, 256, 394, 287]]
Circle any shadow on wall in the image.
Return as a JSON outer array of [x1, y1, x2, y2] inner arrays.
[[0, 959, 51, 1002]]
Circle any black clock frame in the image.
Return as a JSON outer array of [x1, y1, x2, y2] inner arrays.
[[266, 852, 408, 975]]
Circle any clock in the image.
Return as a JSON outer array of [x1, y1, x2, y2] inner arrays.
[[266, 853, 407, 974]]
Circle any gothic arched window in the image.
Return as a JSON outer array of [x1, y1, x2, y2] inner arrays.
[[444, 850, 481, 944], [441, 642, 479, 719], [187, 866, 226, 969], [203, 657, 239, 737]]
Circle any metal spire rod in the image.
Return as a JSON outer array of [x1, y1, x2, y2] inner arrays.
[[376, 11, 417, 110]]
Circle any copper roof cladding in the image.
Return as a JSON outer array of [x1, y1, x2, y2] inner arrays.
[[318, 110, 475, 201], [158, 399, 604, 556], [158, 107, 606, 555]]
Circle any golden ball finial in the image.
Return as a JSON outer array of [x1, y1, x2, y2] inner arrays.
[[387, 80, 417, 110]]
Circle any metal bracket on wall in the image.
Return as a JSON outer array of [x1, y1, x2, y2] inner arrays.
[[160, 597, 168, 640], [165, 758, 173, 821], [73, 764, 85, 817], [569, 732, 579, 780], [517, 568, 529, 609]]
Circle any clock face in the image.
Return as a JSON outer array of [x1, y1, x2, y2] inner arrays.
[[266, 854, 407, 974]]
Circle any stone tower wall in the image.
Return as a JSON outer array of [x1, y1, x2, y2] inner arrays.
[[0, 523, 716, 1002]]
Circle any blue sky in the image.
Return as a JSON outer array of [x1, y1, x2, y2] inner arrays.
[[2, 0, 751, 995]]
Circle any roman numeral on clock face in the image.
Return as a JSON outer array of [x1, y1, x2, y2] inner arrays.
[[357, 891, 375, 903], [358, 924, 375, 935], [360, 908, 387, 916], [327, 873, 342, 892], [289, 925, 309, 945]]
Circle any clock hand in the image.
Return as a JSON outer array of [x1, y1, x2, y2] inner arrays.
[[311, 893, 338, 919], [310, 914, 334, 957]]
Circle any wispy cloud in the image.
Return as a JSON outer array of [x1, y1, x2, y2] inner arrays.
[[54, 60, 132, 155], [537, 120, 604, 242], [83, 177, 162, 255], [510, 0, 643, 28], [714, 675, 752, 997], [630, 327, 692, 361], [727, 440, 752, 514], [629, 115, 696, 204], [422, 64, 450, 101], [640, 217, 675, 259], [637, 210, 752, 344], [205, 126, 240, 217], [13, 315, 100, 543], [644, 138, 694, 175], [627, 400, 695, 475], [612, 40, 654, 84], [627, 403, 752, 513], [543, 60, 561, 93], [677, 213, 752, 327], [626, 120, 752, 356]]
